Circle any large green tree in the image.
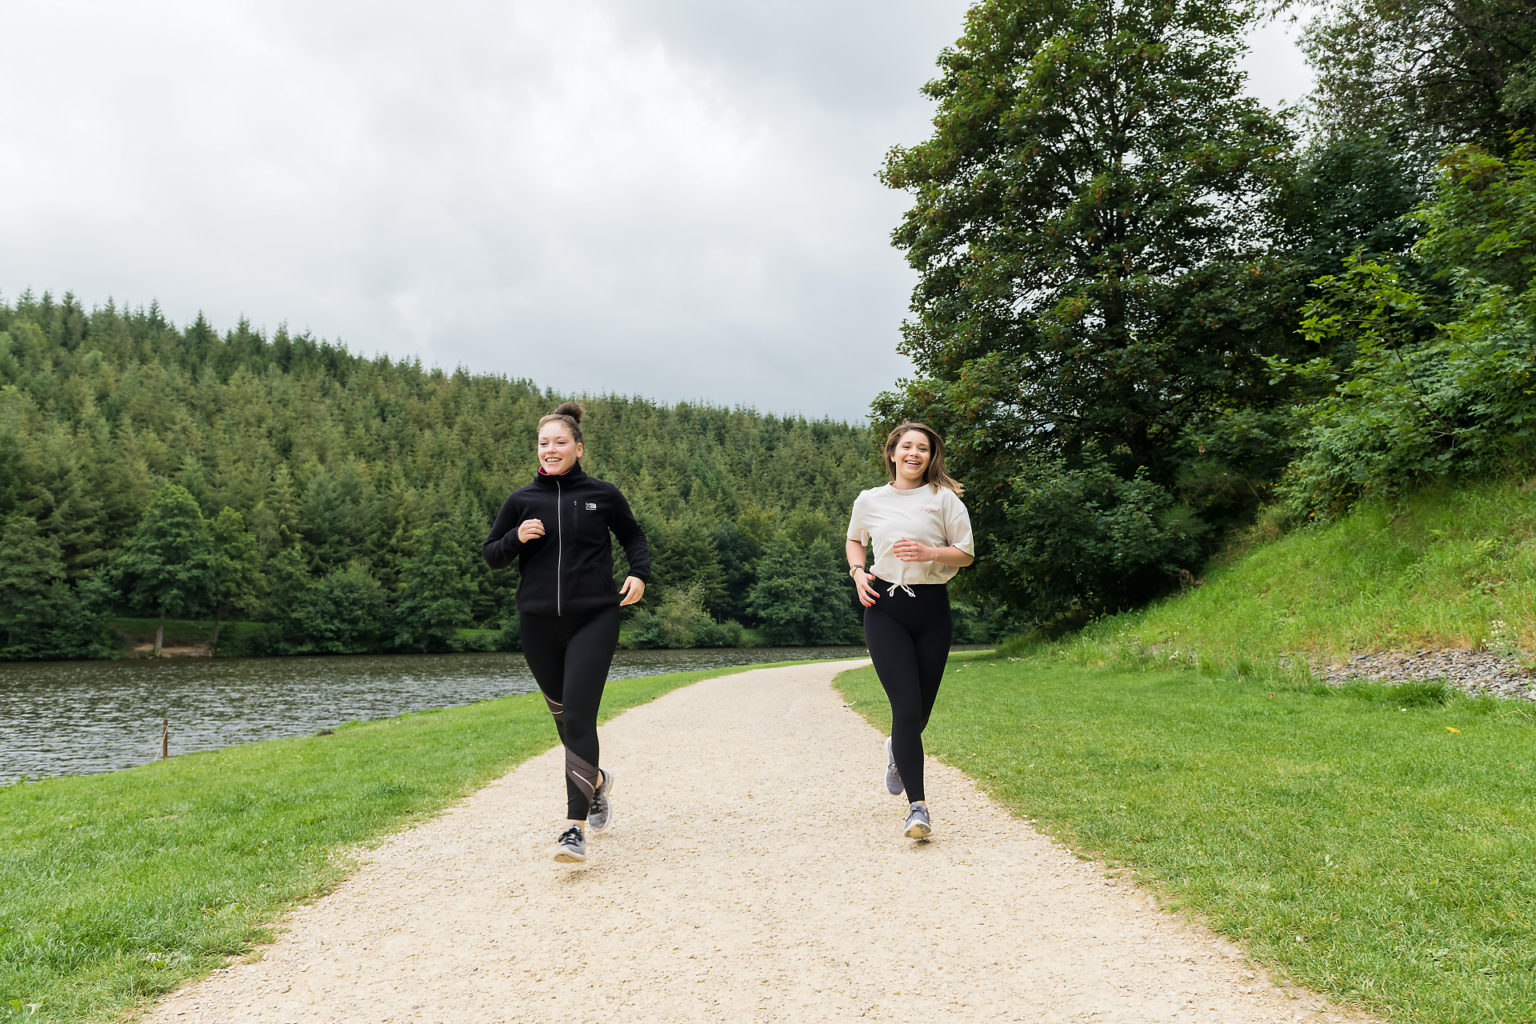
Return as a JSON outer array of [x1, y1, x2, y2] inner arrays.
[[879, 0, 1293, 621], [112, 483, 214, 654], [394, 520, 478, 651]]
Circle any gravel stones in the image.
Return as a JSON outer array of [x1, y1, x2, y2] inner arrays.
[[1312, 649, 1536, 702]]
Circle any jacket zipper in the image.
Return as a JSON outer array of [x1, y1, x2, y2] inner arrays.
[[562, 475, 568, 614]]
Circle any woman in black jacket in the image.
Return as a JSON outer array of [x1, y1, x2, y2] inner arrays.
[[483, 401, 650, 864]]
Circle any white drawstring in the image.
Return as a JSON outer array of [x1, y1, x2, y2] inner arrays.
[[885, 581, 916, 598]]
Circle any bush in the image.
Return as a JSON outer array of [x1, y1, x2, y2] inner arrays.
[[693, 618, 744, 648], [496, 613, 521, 652]]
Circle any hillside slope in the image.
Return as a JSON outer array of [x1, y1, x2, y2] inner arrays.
[[1047, 476, 1535, 685]]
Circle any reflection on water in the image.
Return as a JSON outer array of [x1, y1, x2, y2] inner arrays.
[[0, 647, 872, 782]]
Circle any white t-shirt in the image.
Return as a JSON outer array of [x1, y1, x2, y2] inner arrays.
[[846, 483, 975, 586]]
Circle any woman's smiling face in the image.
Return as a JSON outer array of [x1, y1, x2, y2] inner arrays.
[[537, 421, 582, 474], [890, 429, 931, 486]]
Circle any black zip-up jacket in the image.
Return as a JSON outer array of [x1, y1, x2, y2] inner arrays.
[[482, 465, 651, 616]]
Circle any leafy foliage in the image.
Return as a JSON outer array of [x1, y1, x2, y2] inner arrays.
[[1281, 135, 1536, 516], [1294, 0, 1536, 154]]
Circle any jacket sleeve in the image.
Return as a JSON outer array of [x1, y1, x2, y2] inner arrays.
[[606, 485, 651, 582], [482, 493, 524, 569]]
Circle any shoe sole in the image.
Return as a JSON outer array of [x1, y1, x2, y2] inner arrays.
[[588, 770, 616, 834], [553, 847, 586, 863], [904, 819, 932, 840]]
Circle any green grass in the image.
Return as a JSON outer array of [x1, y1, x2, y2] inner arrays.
[[837, 656, 1536, 1024], [0, 664, 753, 1024], [1061, 477, 1536, 675]]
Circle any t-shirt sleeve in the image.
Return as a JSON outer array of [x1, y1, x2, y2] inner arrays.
[[846, 492, 870, 545], [944, 491, 975, 556]]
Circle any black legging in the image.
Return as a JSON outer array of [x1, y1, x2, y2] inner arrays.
[[863, 582, 952, 804], [519, 605, 621, 820]]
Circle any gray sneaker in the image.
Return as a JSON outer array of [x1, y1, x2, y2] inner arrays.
[[904, 803, 932, 840], [884, 737, 903, 795], [553, 824, 586, 862], [587, 768, 616, 833]]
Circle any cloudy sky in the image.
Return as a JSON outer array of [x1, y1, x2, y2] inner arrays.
[[0, 2, 1312, 424]]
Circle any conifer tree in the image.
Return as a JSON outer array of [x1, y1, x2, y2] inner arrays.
[[207, 507, 263, 654], [0, 513, 66, 651]]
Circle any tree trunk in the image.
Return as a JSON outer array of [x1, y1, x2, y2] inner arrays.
[[210, 609, 223, 657], [154, 611, 165, 657]]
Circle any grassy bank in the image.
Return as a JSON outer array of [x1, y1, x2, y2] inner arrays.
[[1058, 477, 1536, 675], [0, 664, 751, 1024], [837, 658, 1535, 1024]]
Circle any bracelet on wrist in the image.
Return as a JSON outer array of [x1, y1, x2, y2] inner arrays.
[[848, 565, 866, 578]]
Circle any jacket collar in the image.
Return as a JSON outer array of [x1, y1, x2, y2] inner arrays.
[[534, 462, 586, 486]]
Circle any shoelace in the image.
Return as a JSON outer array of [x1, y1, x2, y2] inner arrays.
[[885, 581, 917, 598], [559, 826, 583, 844]]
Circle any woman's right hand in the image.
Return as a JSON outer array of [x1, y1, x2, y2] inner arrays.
[[517, 518, 545, 543], [852, 568, 878, 608]]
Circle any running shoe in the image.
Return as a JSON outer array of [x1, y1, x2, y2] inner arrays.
[[587, 768, 616, 833], [904, 803, 932, 840], [884, 736, 903, 795], [553, 824, 586, 862]]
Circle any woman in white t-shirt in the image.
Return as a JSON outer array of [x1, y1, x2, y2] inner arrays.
[[846, 422, 974, 840]]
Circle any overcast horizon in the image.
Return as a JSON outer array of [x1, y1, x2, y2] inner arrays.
[[1, 2, 1313, 424]]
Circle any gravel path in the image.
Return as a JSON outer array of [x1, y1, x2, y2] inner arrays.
[[142, 661, 1376, 1024]]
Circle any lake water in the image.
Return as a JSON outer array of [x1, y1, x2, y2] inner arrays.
[[0, 647, 872, 783]]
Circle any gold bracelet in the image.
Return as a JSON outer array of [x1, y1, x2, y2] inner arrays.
[[848, 565, 865, 578]]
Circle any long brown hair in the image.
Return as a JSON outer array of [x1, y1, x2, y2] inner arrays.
[[882, 421, 963, 496], [538, 401, 586, 446]]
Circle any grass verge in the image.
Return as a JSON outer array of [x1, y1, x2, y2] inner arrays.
[[836, 655, 1536, 1024], [0, 664, 754, 1024]]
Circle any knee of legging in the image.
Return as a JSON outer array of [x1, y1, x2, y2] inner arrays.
[[890, 704, 925, 734], [561, 718, 597, 746]]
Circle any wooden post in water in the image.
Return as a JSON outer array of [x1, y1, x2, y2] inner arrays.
[[161, 719, 168, 760]]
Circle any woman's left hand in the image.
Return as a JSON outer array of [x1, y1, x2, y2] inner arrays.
[[618, 576, 646, 606], [892, 538, 931, 562]]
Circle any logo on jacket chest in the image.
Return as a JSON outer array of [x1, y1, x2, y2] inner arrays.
[[584, 501, 598, 511]]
